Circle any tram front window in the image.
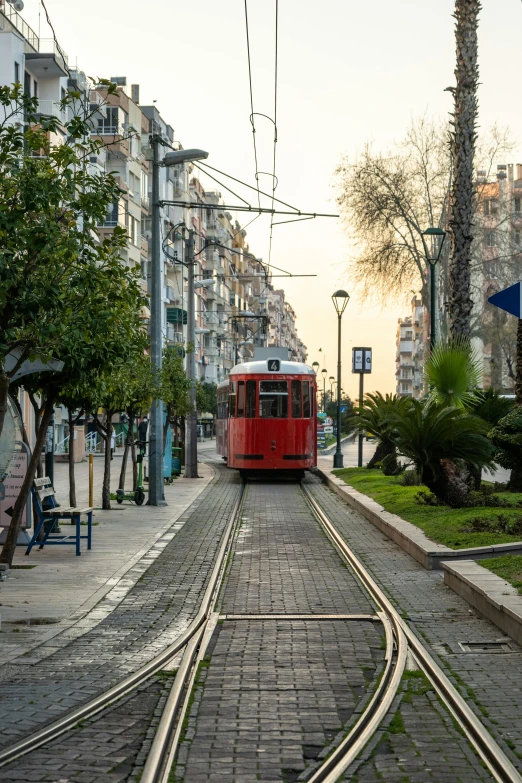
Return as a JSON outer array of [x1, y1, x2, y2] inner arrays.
[[259, 381, 288, 418]]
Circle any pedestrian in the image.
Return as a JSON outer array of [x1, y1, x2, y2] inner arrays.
[[110, 429, 116, 460], [138, 416, 148, 454]]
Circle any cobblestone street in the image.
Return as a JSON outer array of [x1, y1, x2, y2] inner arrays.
[[1, 458, 521, 782]]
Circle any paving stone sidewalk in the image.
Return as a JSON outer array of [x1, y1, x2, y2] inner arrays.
[[0, 463, 241, 754], [307, 471, 522, 770], [0, 456, 214, 663]]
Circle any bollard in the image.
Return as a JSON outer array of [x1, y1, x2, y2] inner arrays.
[[89, 454, 94, 507]]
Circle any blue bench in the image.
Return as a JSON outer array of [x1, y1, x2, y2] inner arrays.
[[25, 477, 93, 557]]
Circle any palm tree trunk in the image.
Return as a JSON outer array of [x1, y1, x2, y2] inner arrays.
[[515, 318, 522, 406], [448, 0, 481, 338]]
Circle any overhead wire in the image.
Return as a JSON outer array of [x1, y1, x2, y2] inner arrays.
[[267, 0, 279, 270], [244, 0, 261, 209]]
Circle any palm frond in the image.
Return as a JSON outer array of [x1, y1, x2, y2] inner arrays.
[[424, 337, 482, 409]]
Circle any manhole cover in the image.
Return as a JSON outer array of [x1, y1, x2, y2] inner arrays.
[[13, 618, 61, 626], [459, 641, 512, 653]]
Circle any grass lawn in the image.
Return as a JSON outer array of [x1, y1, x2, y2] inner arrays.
[[332, 467, 522, 550], [480, 555, 522, 595]]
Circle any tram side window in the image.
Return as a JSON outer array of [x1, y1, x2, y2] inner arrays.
[[302, 380, 311, 418], [237, 381, 245, 417], [246, 380, 256, 418], [259, 380, 288, 418], [229, 381, 237, 418], [291, 380, 302, 418]]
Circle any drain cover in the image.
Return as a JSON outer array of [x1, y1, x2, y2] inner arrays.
[[459, 641, 512, 653]]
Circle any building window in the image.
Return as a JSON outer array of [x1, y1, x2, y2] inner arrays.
[[33, 79, 38, 98], [141, 171, 149, 201], [484, 199, 499, 216], [24, 71, 30, 97], [14, 62, 19, 83], [401, 383, 409, 393], [485, 231, 496, 247], [126, 214, 139, 246], [515, 231, 521, 246], [515, 197, 521, 214]]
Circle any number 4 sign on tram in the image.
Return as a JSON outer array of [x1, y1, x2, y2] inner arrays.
[[267, 359, 281, 372]]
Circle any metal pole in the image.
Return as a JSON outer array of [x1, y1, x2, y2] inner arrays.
[[89, 454, 94, 507], [323, 377, 326, 413], [45, 414, 55, 487], [149, 135, 166, 505], [430, 261, 437, 351], [185, 229, 199, 478], [358, 372, 364, 468], [333, 314, 344, 469]]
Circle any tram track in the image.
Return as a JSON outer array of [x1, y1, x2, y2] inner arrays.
[[2, 475, 521, 783], [0, 480, 246, 773]]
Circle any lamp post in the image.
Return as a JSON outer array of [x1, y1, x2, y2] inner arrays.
[[321, 369, 327, 413], [421, 227, 446, 351], [312, 361, 319, 413], [149, 143, 208, 504], [332, 290, 350, 469], [329, 376, 335, 411]]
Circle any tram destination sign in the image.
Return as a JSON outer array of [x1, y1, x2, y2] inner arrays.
[[267, 358, 281, 372], [352, 347, 372, 374]]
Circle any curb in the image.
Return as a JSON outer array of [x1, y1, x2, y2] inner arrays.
[[442, 560, 522, 647], [316, 467, 522, 570]]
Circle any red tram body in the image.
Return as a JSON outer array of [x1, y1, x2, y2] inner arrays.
[[216, 359, 317, 477]]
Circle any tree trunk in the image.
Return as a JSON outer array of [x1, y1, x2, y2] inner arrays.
[[11, 391, 30, 449], [448, 0, 481, 338], [68, 408, 76, 507], [29, 392, 44, 479], [119, 414, 133, 491], [515, 318, 522, 406], [367, 439, 396, 472], [101, 414, 113, 510], [0, 391, 56, 565], [424, 459, 472, 508], [0, 374, 10, 444]]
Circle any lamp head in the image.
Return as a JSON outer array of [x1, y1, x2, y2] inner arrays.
[[321, 368, 327, 376], [421, 227, 446, 265], [332, 289, 350, 315], [329, 376, 335, 382], [312, 361, 320, 374], [163, 148, 209, 167]]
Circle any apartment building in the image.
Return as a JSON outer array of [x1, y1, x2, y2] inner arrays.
[[395, 296, 428, 399], [471, 163, 522, 391], [0, 2, 307, 397]]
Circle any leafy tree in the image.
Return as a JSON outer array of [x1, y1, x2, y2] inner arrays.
[[359, 392, 412, 475], [0, 81, 126, 440], [468, 388, 513, 427], [489, 409, 522, 492], [117, 355, 156, 492], [161, 349, 190, 449], [391, 400, 494, 507], [448, 0, 481, 338]]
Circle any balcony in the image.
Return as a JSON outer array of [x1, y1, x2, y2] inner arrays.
[[36, 99, 67, 125], [203, 346, 219, 358], [399, 341, 413, 353], [92, 124, 126, 137], [26, 40, 68, 77], [166, 286, 176, 302]]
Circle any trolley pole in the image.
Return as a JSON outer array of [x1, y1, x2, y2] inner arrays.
[[148, 135, 166, 505], [185, 229, 199, 478]]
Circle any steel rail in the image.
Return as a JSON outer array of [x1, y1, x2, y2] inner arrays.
[[140, 488, 247, 783], [301, 484, 522, 783], [0, 484, 245, 770]]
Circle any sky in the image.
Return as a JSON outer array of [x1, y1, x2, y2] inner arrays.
[[20, 0, 522, 397]]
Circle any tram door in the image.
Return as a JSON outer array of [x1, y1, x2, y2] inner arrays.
[[258, 379, 288, 464]]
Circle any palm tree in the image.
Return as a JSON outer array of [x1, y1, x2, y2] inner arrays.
[[424, 338, 481, 409], [448, 0, 481, 338], [392, 400, 494, 507], [359, 392, 412, 475]]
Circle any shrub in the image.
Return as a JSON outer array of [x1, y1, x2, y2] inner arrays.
[[489, 408, 522, 492]]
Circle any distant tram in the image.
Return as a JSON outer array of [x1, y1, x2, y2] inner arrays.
[[216, 358, 317, 479]]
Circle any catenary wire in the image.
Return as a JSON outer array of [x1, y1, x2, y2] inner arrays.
[[267, 0, 279, 269], [244, 0, 261, 209]]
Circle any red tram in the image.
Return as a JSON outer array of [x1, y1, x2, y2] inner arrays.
[[216, 358, 317, 479]]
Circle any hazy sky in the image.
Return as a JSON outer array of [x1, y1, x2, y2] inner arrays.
[[21, 0, 522, 397]]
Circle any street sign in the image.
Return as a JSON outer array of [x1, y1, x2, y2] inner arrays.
[[340, 405, 348, 413], [324, 416, 333, 426], [324, 426, 334, 434], [317, 412, 327, 419], [352, 347, 372, 374], [0, 450, 29, 529], [488, 282, 522, 318]]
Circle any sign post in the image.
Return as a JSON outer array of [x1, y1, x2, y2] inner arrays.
[[488, 283, 522, 405], [352, 347, 372, 467]]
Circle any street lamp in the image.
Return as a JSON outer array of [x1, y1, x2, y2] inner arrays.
[[329, 375, 335, 406], [312, 361, 319, 374], [332, 290, 350, 469], [321, 368, 328, 412], [421, 227, 446, 351], [149, 142, 209, 504]]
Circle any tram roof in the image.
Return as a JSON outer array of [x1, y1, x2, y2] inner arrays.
[[229, 360, 316, 376]]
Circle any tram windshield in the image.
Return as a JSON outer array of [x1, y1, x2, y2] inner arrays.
[[259, 380, 288, 418]]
